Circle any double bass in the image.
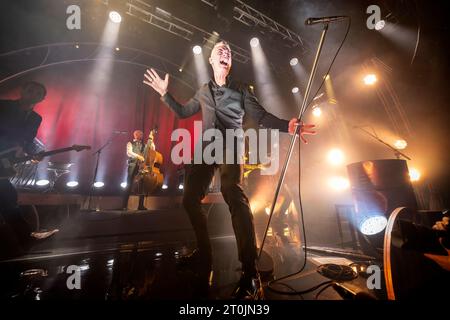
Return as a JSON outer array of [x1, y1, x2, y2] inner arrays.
[[132, 129, 163, 195]]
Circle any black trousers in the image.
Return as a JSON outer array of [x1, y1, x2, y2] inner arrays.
[[183, 162, 257, 272], [0, 179, 31, 245], [122, 163, 145, 209]]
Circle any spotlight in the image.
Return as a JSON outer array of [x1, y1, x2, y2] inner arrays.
[[162, 184, 168, 190], [120, 182, 127, 189], [36, 179, 50, 186], [178, 184, 184, 190], [109, 11, 122, 24], [265, 207, 271, 215], [178, 68, 183, 72], [409, 168, 421, 182], [375, 20, 385, 31], [291, 87, 299, 94], [75, 44, 80, 49], [312, 106, 322, 117], [394, 139, 407, 150], [327, 148, 345, 166], [290, 57, 298, 66], [250, 37, 259, 47], [192, 45, 202, 55], [66, 181, 79, 188], [328, 176, 350, 191], [363, 74, 377, 85], [93, 181, 105, 188], [115, 47, 120, 51], [359, 214, 387, 235]]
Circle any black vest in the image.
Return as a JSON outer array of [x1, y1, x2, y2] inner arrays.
[[128, 140, 143, 165]]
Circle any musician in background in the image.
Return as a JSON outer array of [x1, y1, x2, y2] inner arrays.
[[0, 81, 59, 250], [122, 130, 153, 210]]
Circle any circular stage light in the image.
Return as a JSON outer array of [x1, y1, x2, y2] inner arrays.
[[36, 179, 50, 186], [250, 37, 259, 47], [109, 11, 122, 24], [66, 181, 79, 187], [375, 20, 385, 31], [192, 45, 202, 55], [409, 168, 421, 182], [120, 182, 127, 189], [363, 74, 377, 85], [162, 184, 168, 190], [312, 106, 322, 117], [394, 139, 407, 150], [178, 184, 184, 190], [359, 215, 388, 235], [327, 148, 345, 166], [93, 181, 105, 188], [291, 87, 299, 94], [290, 58, 298, 66]]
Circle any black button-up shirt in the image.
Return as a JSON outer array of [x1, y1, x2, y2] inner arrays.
[[161, 78, 289, 134]]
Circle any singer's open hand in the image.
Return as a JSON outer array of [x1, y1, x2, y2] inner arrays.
[[288, 118, 316, 144], [144, 68, 169, 97]]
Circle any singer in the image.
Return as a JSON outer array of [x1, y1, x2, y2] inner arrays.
[[143, 40, 316, 299]]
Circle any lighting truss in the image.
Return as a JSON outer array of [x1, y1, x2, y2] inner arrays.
[[102, 0, 251, 63], [201, 0, 308, 53]]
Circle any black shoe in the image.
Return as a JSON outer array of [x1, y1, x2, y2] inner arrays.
[[231, 271, 263, 300], [177, 249, 212, 273], [137, 207, 148, 211]]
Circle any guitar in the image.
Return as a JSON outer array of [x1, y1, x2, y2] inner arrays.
[[0, 144, 91, 178]]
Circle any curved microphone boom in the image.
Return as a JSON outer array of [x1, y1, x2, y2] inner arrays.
[[305, 16, 348, 25]]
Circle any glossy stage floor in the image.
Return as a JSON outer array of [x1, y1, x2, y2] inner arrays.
[[0, 199, 382, 300]]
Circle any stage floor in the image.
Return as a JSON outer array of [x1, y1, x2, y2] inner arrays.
[[0, 209, 382, 300]]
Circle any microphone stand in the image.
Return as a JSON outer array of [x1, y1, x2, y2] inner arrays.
[[259, 23, 330, 259], [355, 126, 411, 160], [87, 133, 117, 211]]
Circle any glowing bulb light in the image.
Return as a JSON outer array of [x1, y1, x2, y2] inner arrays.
[[312, 106, 322, 117], [192, 45, 202, 55], [327, 148, 345, 166], [394, 139, 407, 150], [109, 11, 122, 24], [409, 168, 421, 182], [250, 37, 260, 47], [363, 74, 377, 85], [66, 181, 79, 187]]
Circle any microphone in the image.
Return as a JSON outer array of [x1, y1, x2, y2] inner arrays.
[[113, 130, 128, 134], [305, 16, 348, 26]]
